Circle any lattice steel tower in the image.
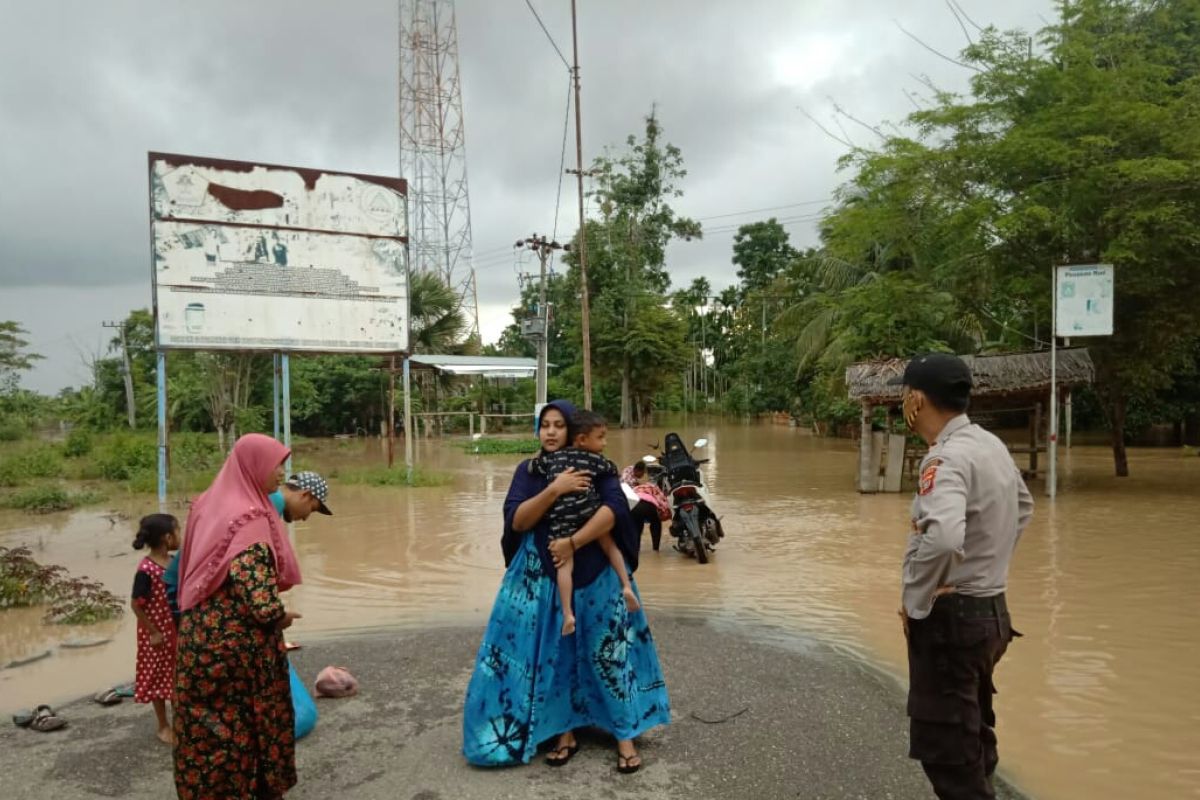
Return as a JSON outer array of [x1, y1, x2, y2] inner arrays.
[[399, 0, 479, 337]]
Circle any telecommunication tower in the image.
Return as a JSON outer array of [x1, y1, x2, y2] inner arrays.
[[399, 0, 480, 337]]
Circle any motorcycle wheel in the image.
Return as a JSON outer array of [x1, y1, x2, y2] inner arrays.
[[693, 534, 708, 564]]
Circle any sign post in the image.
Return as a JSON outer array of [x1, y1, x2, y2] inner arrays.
[[1050, 264, 1114, 498]]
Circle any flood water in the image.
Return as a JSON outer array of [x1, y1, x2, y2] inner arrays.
[[2, 424, 1198, 799]]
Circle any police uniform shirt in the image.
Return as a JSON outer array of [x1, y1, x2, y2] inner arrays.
[[902, 414, 1034, 619]]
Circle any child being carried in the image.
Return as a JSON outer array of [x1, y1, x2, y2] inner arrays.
[[536, 410, 639, 636]]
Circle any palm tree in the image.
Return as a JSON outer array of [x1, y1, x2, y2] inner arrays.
[[408, 271, 467, 355]]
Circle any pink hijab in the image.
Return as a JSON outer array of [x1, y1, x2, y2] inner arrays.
[[177, 433, 302, 612]]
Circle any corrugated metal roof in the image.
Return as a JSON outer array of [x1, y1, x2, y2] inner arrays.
[[408, 354, 548, 377]]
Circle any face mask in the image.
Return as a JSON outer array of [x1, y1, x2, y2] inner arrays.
[[902, 389, 922, 431]]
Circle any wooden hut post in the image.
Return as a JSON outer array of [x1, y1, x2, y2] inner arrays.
[[859, 401, 876, 493], [1030, 401, 1042, 476]]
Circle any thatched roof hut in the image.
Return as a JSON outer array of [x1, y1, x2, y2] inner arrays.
[[845, 349, 1095, 493], [846, 348, 1095, 405]]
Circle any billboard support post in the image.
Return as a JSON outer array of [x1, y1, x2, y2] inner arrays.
[[273, 353, 282, 440], [282, 353, 292, 475], [156, 351, 168, 511]]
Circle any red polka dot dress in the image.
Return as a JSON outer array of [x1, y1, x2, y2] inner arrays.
[[131, 557, 177, 703]]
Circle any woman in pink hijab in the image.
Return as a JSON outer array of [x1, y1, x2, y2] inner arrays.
[[172, 433, 302, 800]]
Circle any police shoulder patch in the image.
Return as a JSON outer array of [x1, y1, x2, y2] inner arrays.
[[918, 458, 943, 496]]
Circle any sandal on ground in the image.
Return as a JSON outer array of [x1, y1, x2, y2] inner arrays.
[[13, 704, 53, 727], [112, 683, 135, 697], [93, 689, 122, 706], [616, 752, 642, 774], [544, 744, 580, 767], [28, 705, 67, 733]]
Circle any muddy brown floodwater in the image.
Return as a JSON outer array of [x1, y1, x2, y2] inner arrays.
[[2, 424, 1198, 799]]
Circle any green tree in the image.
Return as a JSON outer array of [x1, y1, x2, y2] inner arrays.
[[0, 321, 42, 394], [808, 0, 1200, 473], [732, 219, 798, 297], [578, 112, 701, 426]]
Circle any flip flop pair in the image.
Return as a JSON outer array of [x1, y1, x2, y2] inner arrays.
[[93, 688, 122, 706], [12, 705, 67, 732]]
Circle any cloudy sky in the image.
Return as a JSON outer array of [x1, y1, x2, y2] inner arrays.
[[0, 0, 1056, 394]]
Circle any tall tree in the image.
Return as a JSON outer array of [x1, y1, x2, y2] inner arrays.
[[583, 112, 701, 426]]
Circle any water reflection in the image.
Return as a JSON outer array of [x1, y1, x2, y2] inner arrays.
[[1, 426, 1197, 799]]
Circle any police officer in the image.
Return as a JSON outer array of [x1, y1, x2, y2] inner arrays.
[[891, 353, 1034, 799]]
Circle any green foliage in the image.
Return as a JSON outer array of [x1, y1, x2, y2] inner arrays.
[[459, 437, 541, 455], [0, 445, 64, 487], [0, 486, 105, 514], [0, 546, 123, 624], [93, 435, 156, 481], [62, 428, 93, 458], [0, 321, 42, 394], [0, 415, 23, 442], [337, 466, 452, 487]]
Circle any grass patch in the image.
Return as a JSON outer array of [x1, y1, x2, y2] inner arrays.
[[0, 486, 106, 514], [337, 466, 452, 487], [0, 444, 65, 487], [459, 437, 541, 455]]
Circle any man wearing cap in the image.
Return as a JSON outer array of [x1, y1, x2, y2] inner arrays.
[[163, 471, 332, 622], [890, 353, 1034, 800], [277, 471, 333, 522]]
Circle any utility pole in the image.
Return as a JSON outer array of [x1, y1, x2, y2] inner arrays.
[[569, 0, 593, 410], [103, 321, 136, 428], [516, 234, 570, 406]]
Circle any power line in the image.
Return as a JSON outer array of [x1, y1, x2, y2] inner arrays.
[[550, 73, 573, 271], [522, 0, 571, 70], [693, 198, 832, 222]]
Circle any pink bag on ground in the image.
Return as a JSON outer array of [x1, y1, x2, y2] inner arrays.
[[314, 666, 359, 698]]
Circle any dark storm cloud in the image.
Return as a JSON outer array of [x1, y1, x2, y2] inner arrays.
[[0, 0, 1055, 392]]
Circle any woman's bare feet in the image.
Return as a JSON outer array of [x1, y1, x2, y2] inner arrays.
[[561, 614, 576, 636], [622, 587, 641, 613], [156, 726, 175, 746]]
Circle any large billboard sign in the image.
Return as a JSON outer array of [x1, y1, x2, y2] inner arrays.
[[149, 153, 409, 353], [1055, 264, 1114, 337]]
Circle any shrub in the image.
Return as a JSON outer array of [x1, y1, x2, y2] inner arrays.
[[0, 446, 64, 487], [338, 466, 451, 487], [62, 428, 94, 458], [0, 486, 105, 514], [94, 436, 156, 481], [458, 437, 541, 455], [0, 416, 24, 442], [0, 546, 123, 624]]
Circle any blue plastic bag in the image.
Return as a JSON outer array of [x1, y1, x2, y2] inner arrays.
[[289, 659, 318, 740]]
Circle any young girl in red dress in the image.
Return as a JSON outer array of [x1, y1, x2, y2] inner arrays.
[[130, 513, 180, 745]]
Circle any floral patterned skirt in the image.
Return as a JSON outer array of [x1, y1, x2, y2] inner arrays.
[[462, 535, 671, 766], [173, 592, 296, 798]]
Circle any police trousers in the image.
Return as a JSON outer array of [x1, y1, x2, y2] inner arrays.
[[906, 594, 1017, 800]]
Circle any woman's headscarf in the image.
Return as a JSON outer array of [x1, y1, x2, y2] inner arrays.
[[177, 433, 301, 612]]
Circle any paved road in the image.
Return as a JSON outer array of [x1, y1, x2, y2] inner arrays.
[[0, 613, 1027, 799]]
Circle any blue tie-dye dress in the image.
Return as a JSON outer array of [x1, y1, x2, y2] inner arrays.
[[462, 461, 671, 766]]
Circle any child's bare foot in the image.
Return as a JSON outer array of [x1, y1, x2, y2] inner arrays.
[[561, 614, 576, 636], [623, 587, 641, 613], [157, 726, 175, 746]]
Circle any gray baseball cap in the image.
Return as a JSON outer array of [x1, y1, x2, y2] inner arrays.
[[286, 471, 332, 515]]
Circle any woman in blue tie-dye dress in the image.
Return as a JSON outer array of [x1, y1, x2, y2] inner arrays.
[[462, 400, 671, 774]]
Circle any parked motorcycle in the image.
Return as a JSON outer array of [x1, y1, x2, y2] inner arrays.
[[642, 434, 724, 563]]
